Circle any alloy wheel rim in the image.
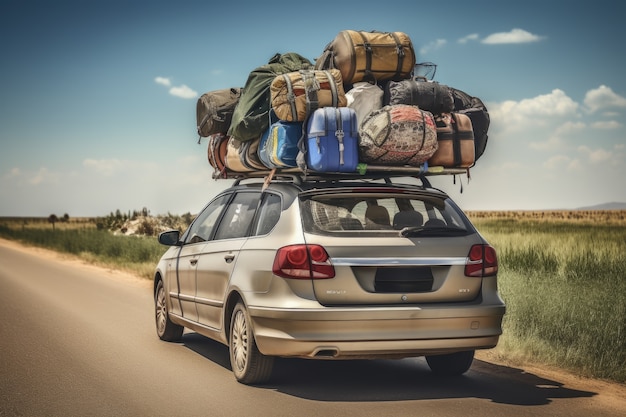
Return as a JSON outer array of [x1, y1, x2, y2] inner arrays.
[[156, 286, 167, 335], [232, 310, 249, 372]]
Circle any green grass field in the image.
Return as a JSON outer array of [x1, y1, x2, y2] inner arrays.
[[469, 213, 626, 383], [1, 212, 625, 383]]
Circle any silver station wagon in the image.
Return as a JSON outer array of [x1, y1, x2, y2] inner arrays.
[[154, 173, 505, 384]]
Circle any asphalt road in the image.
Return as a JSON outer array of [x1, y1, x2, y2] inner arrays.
[[1, 239, 624, 417]]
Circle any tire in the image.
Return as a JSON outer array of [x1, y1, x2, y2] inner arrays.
[[155, 279, 184, 342], [426, 350, 475, 376], [229, 301, 274, 385]]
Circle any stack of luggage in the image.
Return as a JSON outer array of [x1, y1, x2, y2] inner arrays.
[[195, 30, 490, 179]]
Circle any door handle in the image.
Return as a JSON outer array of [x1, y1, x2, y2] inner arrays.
[[190, 259, 198, 266], [224, 254, 235, 263]]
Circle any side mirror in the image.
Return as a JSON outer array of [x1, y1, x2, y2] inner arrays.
[[158, 230, 181, 246]]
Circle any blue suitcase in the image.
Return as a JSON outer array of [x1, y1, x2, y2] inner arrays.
[[305, 107, 359, 172], [258, 115, 303, 169]]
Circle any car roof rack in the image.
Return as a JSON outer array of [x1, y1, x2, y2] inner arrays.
[[222, 165, 469, 190]]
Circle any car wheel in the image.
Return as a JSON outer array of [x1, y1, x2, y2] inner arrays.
[[155, 280, 183, 342], [426, 350, 475, 376], [229, 301, 274, 385]]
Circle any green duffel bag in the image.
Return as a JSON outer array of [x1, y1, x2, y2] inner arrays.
[[228, 52, 313, 142]]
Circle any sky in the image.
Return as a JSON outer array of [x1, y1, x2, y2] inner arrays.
[[1, 0, 624, 217]]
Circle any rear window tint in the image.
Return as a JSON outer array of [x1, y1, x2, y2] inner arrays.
[[300, 193, 472, 236]]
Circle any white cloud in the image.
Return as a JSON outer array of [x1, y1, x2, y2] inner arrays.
[[530, 136, 566, 151], [419, 39, 447, 55], [489, 89, 579, 131], [591, 120, 622, 129], [517, 89, 579, 116], [482, 28, 544, 44], [0, 157, 208, 216], [3, 167, 21, 179], [169, 84, 198, 99], [458, 34, 479, 44], [154, 76, 171, 87], [543, 155, 582, 172], [578, 145, 614, 163], [83, 158, 124, 177], [155, 76, 197, 99], [26, 167, 60, 185], [584, 85, 626, 113], [556, 120, 586, 133], [530, 121, 585, 151], [1, 166, 62, 186], [543, 155, 571, 169], [567, 159, 583, 171]]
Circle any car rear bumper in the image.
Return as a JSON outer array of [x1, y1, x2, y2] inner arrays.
[[247, 303, 506, 358]]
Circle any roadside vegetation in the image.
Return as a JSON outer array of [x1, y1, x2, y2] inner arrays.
[[1, 209, 625, 383], [0, 211, 194, 279], [469, 210, 626, 383]]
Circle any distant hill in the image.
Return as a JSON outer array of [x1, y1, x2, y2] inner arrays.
[[575, 202, 626, 210]]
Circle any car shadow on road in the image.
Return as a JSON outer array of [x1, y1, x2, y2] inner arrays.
[[182, 332, 596, 406], [182, 332, 232, 370]]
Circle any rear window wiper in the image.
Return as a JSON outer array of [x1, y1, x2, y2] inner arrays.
[[400, 226, 468, 237]]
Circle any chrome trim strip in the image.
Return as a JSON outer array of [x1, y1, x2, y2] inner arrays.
[[194, 296, 223, 308], [331, 257, 467, 267], [170, 292, 194, 302], [169, 292, 223, 308]]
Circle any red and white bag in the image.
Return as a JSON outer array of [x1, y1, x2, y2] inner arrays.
[[358, 104, 438, 166]]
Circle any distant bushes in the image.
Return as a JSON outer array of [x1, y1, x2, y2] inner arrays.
[[0, 210, 196, 279], [95, 209, 195, 236]]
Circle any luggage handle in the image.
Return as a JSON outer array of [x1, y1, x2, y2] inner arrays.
[[414, 62, 437, 80], [282, 73, 298, 121], [334, 108, 345, 166], [301, 70, 319, 115], [295, 70, 321, 170]]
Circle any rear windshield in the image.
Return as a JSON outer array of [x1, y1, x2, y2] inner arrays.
[[300, 192, 473, 237]]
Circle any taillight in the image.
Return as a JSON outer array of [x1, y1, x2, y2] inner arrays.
[[465, 244, 498, 277], [272, 244, 335, 279]]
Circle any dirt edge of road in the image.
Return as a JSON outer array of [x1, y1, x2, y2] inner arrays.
[[0, 237, 151, 290], [1, 237, 624, 409]]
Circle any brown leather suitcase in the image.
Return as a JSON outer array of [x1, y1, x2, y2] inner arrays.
[[429, 113, 475, 168]]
